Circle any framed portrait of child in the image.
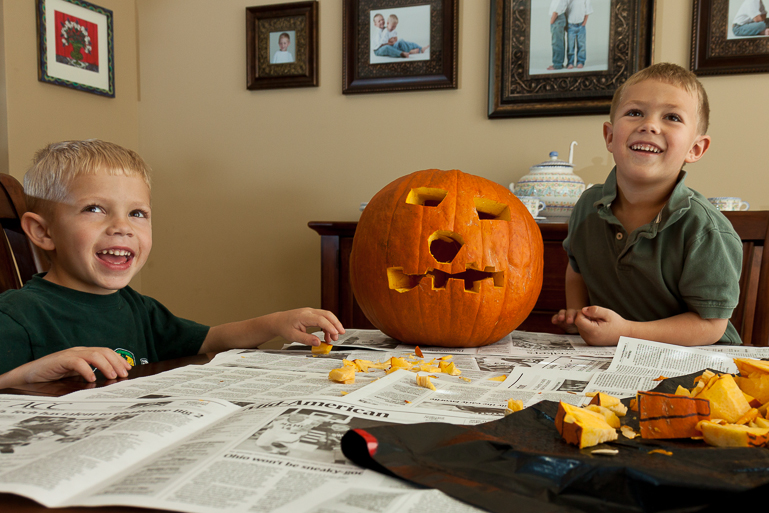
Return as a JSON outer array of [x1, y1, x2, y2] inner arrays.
[[246, 1, 319, 90]]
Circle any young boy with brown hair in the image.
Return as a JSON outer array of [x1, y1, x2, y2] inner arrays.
[[0, 140, 344, 387], [551, 63, 743, 346]]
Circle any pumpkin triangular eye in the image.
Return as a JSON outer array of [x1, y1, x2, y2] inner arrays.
[[406, 187, 447, 207], [474, 197, 510, 220]]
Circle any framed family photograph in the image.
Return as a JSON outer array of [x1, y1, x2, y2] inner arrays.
[[246, 1, 319, 90], [488, 0, 655, 118], [691, 0, 769, 76], [36, 0, 115, 97], [342, 0, 458, 94]]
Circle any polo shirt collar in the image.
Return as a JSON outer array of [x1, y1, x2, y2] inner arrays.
[[592, 167, 693, 234]]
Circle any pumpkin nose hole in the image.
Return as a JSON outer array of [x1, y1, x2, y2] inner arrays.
[[428, 231, 464, 263]]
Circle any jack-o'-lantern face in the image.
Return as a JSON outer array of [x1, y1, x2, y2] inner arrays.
[[350, 169, 544, 347]]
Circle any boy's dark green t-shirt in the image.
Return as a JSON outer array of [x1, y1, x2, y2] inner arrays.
[[0, 275, 209, 374]]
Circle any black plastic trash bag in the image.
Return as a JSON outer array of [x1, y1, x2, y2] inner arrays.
[[341, 371, 769, 513]]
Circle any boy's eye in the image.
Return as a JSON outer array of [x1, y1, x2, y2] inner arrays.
[[625, 109, 642, 117], [84, 205, 105, 214], [130, 209, 149, 219], [665, 114, 682, 122]]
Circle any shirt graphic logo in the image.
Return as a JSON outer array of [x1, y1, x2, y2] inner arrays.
[[114, 348, 136, 367]]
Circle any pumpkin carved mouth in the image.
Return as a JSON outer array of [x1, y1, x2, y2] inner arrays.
[[388, 229, 505, 293], [387, 266, 505, 293]]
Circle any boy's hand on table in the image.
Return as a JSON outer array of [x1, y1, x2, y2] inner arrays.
[[574, 305, 627, 346], [274, 308, 345, 347], [551, 308, 581, 334], [0, 347, 131, 388]]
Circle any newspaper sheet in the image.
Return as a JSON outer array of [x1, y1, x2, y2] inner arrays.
[[5, 331, 769, 513], [295, 329, 596, 356], [342, 367, 595, 416], [0, 394, 486, 513], [583, 336, 741, 398], [0, 396, 238, 507]]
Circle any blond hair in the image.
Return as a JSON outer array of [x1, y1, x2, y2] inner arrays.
[[388, 14, 398, 22], [610, 62, 710, 135], [279, 32, 290, 42], [24, 140, 151, 215]]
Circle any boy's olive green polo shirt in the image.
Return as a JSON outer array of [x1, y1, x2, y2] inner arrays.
[[564, 168, 743, 344]]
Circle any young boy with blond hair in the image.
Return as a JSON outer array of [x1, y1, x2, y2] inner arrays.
[[551, 63, 743, 346], [0, 140, 343, 387]]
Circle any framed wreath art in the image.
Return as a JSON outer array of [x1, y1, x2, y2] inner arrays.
[[36, 0, 115, 97]]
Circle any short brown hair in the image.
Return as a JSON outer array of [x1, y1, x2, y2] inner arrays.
[[609, 62, 710, 135], [24, 139, 151, 215]]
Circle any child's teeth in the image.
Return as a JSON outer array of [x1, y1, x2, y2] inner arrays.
[[632, 144, 660, 153]]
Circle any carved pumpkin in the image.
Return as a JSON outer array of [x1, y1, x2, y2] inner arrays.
[[350, 169, 543, 347]]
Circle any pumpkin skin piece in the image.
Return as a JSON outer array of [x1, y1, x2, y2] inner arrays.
[[350, 169, 544, 347], [637, 391, 711, 439]]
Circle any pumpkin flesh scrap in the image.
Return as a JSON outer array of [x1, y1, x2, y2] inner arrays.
[[555, 401, 618, 449]]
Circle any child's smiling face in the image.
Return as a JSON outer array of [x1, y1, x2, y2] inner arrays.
[[373, 15, 384, 29], [42, 171, 152, 294], [279, 36, 290, 51], [603, 79, 710, 188]]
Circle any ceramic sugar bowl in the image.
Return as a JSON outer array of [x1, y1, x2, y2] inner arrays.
[[511, 141, 587, 221]]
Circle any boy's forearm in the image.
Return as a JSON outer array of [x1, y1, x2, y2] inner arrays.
[[625, 313, 727, 347], [199, 315, 280, 354], [565, 265, 589, 311], [0, 367, 27, 389]]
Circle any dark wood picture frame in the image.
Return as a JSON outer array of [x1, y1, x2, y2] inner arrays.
[[246, 1, 319, 90], [342, 0, 458, 94], [36, 0, 115, 98], [691, 0, 769, 76], [488, 0, 655, 118]]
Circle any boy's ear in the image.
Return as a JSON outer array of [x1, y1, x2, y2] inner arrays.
[[21, 212, 56, 251], [603, 121, 614, 153], [685, 134, 711, 164]]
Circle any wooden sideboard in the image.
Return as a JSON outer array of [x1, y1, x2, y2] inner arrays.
[[308, 221, 569, 334]]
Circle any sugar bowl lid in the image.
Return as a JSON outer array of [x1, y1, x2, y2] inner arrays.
[[529, 141, 578, 172]]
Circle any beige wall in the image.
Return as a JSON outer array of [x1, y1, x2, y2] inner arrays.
[[3, 1, 768, 328]]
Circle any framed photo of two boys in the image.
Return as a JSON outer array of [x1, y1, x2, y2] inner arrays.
[[488, 0, 655, 118], [343, 0, 459, 94], [691, 0, 769, 75]]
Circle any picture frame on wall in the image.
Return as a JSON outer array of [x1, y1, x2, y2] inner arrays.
[[246, 1, 319, 90], [488, 0, 655, 118], [36, 0, 115, 98], [342, 0, 458, 94], [691, 0, 769, 76]]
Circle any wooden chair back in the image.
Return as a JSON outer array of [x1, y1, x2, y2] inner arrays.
[[723, 211, 769, 346], [0, 173, 48, 292]]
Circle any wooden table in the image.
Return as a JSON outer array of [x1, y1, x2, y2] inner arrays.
[[0, 354, 215, 513], [309, 221, 569, 334]]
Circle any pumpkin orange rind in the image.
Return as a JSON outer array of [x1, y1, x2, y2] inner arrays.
[[350, 169, 544, 347]]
